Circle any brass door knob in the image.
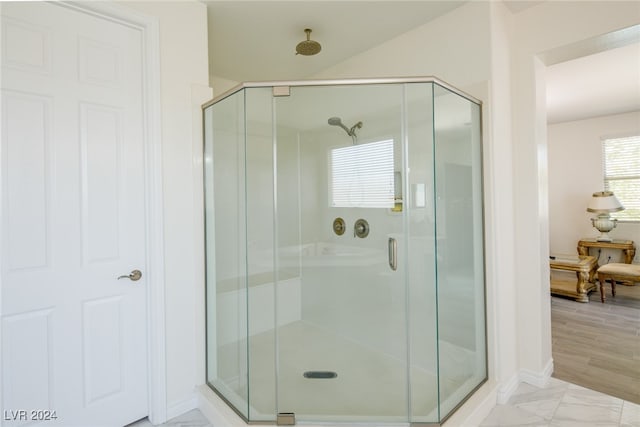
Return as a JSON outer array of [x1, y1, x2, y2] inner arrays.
[[117, 270, 142, 281]]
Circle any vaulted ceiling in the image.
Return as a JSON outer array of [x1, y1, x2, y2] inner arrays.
[[204, 1, 640, 124], [205, 1, 467, 82], [546, 42, 640, 124]]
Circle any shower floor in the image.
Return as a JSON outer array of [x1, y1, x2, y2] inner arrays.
[[217, 320, 473, 423]]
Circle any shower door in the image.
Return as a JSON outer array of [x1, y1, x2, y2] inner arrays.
[[204, 79, 484, 425], [268, 83, 437, 424]]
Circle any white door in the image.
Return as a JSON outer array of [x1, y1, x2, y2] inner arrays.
[[1, 2, 148, 426]]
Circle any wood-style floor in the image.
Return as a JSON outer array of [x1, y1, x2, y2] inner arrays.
[[551, 282, 640, 404]]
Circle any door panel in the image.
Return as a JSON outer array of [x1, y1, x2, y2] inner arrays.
[[81, 103, 123, 263], [1, 3, 147, 426], [82, 296, 125, 405], [4, 91, 52, 271], [2, 309, 54, 418]]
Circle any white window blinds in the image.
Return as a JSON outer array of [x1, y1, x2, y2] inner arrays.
[[603, 135, 640, 221], [330, 139, 394, 208]]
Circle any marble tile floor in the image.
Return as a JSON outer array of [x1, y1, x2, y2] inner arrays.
[[480, 378, 640, 427], [126, 410, 212, 427], [129, 378, 639, 427]]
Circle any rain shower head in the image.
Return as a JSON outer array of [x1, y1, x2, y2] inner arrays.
[[296, 29, 322, 56], [328, 116, 363, 140]]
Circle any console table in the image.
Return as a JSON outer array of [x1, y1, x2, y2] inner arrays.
[[549, 254, 597, 303], [577, 238, 636, 265]]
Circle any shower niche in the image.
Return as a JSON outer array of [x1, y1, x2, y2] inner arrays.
[[203, 78, 486, 426]]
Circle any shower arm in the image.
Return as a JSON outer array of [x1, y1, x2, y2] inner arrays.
[[348, 121, 362, 144], [349, 121, 363, 136]]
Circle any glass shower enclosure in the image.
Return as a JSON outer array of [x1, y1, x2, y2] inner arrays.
[[203, 77, 486, 426]]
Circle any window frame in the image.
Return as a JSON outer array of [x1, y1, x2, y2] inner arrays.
[[601, 134, 640, 223]]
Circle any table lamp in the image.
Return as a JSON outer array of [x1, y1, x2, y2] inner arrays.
[[586, 191, 624, 242]]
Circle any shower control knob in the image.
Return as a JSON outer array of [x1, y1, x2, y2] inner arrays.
[[354, 219, 369, 238], [333, 218, 346, 236]]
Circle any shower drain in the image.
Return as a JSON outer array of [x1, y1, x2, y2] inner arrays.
[[303, 371, 338, 379]]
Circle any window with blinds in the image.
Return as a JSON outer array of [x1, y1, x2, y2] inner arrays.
[[330, 139, 395, 208], [603, 135, 640, 221]]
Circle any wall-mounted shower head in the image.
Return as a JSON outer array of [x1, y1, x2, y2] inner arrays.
[[328, 117, 351, 135], [328, 117, 363, 142]]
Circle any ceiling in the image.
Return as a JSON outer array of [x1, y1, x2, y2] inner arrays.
[[205, 1, 467, 82], [546, 42, 640, 124], [204, 1, 640, 124]]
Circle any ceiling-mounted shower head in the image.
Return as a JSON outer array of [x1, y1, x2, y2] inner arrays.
[[296, 29, 322, 56]]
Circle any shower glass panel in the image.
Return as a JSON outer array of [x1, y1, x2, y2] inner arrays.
[[203, 78, 486, 426], [204, 91, 249, 419], [433, 85, 486, 417], [405, 83, 439, 423], [272, 84, 412, 424]]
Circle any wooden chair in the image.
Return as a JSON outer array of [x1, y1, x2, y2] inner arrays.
[[596, 263, 640, 303]]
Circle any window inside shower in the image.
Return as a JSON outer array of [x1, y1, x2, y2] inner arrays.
[[329, 138, 395, 208]]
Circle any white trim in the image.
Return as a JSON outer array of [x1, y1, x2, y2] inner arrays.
[[520, 358, 553, 389], [167, 394, 199, 420], [0, 4, 5, 421], [496, 372, 520, 404], [191, 84, 213, 397], [56, 2, 167, 423], [496, 359, 554, 405]]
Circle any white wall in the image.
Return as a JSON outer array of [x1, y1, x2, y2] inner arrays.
[[312, 1, 491, 97], [210, 75, 239, 97], [548, 111, 640, 261], [485, 0, 519, 402], [120, 0, 211, 417], [308, 0, 640, 413], [511, 1, 640, 380]]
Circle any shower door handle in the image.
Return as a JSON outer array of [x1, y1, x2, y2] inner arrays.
[[388, 237, 397, 271]]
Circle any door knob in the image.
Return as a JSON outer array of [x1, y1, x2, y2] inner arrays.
[[117, 270, 142, 281]]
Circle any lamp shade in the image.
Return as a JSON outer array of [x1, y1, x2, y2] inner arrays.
[[586, 191, 624, 213]]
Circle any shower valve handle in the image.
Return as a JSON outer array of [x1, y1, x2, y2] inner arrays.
[[354, 219, 369, 238]]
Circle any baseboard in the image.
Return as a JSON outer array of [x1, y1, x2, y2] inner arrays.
[[166, 394, 199, 420], [496, 359, 554, 405], [496, 372, 520, 404], [520, 358, 553, 389]]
